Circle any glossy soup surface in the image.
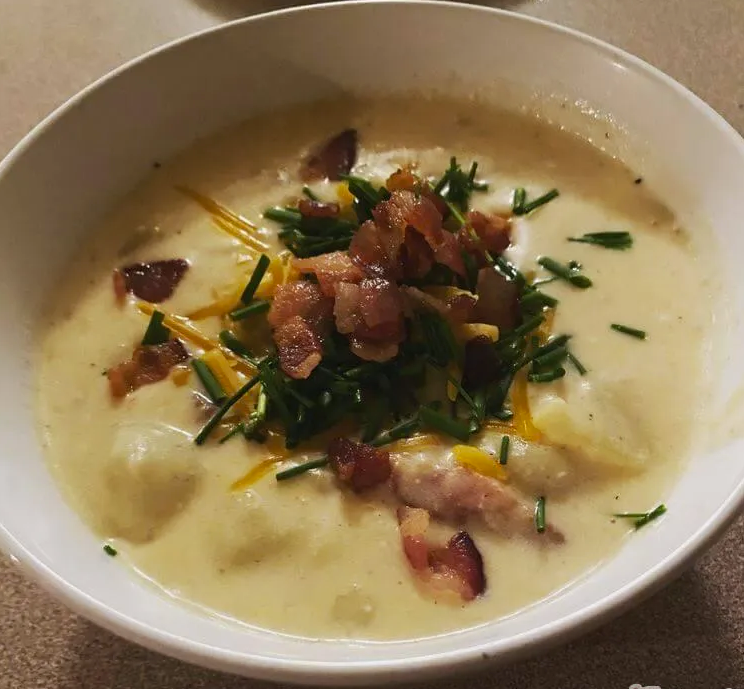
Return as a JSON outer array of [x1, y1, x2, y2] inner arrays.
[[35, 97, 718, 640]]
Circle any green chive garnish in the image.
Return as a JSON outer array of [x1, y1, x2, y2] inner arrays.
[[537, 256, 592, 288], [191, 359, 226, 403], [240, 254, 271, 304], [219, 423, 245, 444], [568, 231, 633, 250], [218, 330, 255, 362], [567, 351, 587, 375], [141, 310, 170, 345], [103, 544, 118, 557], [499, 435, 510, 465], [229, 299, 270, 321], [514, 189, 560, 216], [276, 455, 329, 481], [527, 367, 566, 383], [419, 406, 471, 443], [610, 323, 647, 340], [302, 186, 320, 201], [532, 346, 568, 369], [264, 206, 302, 224], [194, 374, 260, 445], [370, 416, 420, 447], [512, 187, 526, 214], [535, 496, 546, 533], [614, 503, 667, 529]]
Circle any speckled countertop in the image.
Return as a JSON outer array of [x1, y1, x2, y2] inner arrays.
[[0, 1, 742, 688]]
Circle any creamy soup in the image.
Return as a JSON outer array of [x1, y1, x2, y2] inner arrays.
[[35, 97, 718, 640]]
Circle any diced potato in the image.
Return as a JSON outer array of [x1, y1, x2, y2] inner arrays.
[[530, 380, 650, 470], [102, 423, 202, 542], [502, 436, 574, 495]]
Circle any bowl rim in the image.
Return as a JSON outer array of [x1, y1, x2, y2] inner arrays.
[[1, 0, 743, 683]]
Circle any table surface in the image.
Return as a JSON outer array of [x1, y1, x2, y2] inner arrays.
[[0, 1, 742, 687]]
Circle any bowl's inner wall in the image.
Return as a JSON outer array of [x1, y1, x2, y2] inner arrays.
[[1, 2, 743, 681]]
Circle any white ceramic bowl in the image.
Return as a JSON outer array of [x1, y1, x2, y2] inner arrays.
[[1, 2, 743, 684]]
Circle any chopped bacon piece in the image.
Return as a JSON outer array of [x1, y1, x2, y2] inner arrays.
[[391, 454, 564, 544], [115, 259, 189, 303], [268, 281, 333, 329], [298, 199, 340, 218], [334, 278, 405, 361], [462, 210, 512, 257], [403, 286, 476, 324], [374, 191, 465, 277], [462, 335, 502, 390], [273, 315, 323, 380], [328, 437, 392, 491], [386, 168, 418, 192], [349, 219, 403, 280], [471, 268, 519, 331], [301, 129, 358, 181], [293, 251, 365, 297], [400, 228, 434, 279], [107, 340, 189, 398], [397, 506, 486, 602], [268, 281, 332, 379]]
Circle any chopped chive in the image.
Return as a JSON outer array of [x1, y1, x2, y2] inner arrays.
[[499, 435, 510, 465], [370, 416, 420, 447], [194, 374, 260, 445], [218, 330, 255, 361], [614, 503, 667, 529], [229, 299, 271, 321], [443, 197, 466, 227], [610, 323, 647, 340], [361, 396, 388, 443], [419, 406, 471, 442], [141, 309, 170, 345], [535, 496, 546, 533], [264, 206, 302, 224], [240, 254, 271, 304], [517, 189, 560, 216], [493, 408, 514, 421], [103, 544, 118, 557], [276, 455, 329, 481], [512, 187, 526, 214], [568, 231, 633, 250], [500, 313, 545, 343], [537, 256, 592, 288], [302, 185, 320, 201], [532, 346, 568, 369], [527, 367, 566, 383], [191, 359, 226, 403], [531, 276, 559, 287], [520, 289, 558, 310], [567, 351, 587, 375], [219, 423, 245, 444]]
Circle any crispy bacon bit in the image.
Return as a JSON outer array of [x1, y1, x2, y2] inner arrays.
[[386, 168, 418, 192], [274, 315, 324, 379], [328, 437, 392, 491], [116, 259, 189, 303], [301, 129, 358, 181], [349, 219, 403, 280], [298, 199, 340, 218], [400, 228, 434, 279], [268, 281, 333, 329], [334, 278, 405, 361], [107, 340, 189, 398], [397, 506, 486, 601], [403, 286, 476, 324], [391, 454, 564, 544], [374, 191, 465, 277], [472, 268, 519, 331], [462, 335, 502, 389], [463, 210, 511, 257], [293, 251, 365, 297], [268, 281, 332, 379]]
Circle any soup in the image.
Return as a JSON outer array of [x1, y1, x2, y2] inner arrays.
[[35, 96, 718, 640]]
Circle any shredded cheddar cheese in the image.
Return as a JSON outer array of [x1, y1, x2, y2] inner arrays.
[[510, 371, 541, 441], [452, 444, 508, 482], [200, 350, 254, 414], [177, 186, 270, 252], [136, 301, 257, 377], [231, 457, 283, 491]]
